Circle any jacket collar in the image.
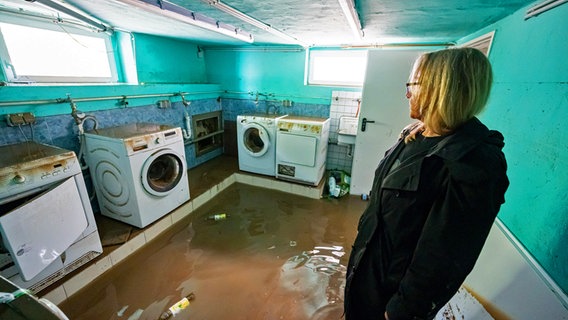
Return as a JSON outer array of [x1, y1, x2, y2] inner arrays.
[[427, 117, 503, 161]]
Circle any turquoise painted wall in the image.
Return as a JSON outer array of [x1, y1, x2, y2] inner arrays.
[[134, 33, 207, 84], [461, 4, 568, 293], [0, 33, 222, 170], [1, 32, 218, 117], [205, 48, 360, 105]]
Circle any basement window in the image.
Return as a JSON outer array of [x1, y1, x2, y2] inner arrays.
[[0, 18, 118, 84], [460, 31, 495, 56], [307, 49, 367, 87]]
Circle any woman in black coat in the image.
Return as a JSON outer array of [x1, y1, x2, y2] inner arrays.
[[344, 48, 509, 320]]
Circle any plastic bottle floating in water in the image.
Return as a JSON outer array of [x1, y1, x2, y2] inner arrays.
[[159, 292, 196, 319], [205, 213, 230, 221]]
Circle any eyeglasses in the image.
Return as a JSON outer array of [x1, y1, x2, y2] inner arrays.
[[405, 82, 419, 95]]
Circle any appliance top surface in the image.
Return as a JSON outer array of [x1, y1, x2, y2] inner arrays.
[[278, 115, 330, 124], [0, 141, 75, 169], [85, 123, 177, 139], [239, 113, 287, 120]]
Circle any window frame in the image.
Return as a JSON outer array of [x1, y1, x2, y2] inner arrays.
[[460, 31, 496, 57], [0, 12, 119, 84], [306, 49, 368, 87]]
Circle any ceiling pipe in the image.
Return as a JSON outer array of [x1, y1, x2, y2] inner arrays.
[[337, 0, 364, 39], [200, 0, 308, 47]]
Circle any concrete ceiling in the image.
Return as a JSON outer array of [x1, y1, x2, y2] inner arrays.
[[4, 0, 537, 47]]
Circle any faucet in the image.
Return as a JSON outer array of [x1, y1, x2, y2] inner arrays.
[[70, 100, 86, 125], [266, 103, 279, 115]]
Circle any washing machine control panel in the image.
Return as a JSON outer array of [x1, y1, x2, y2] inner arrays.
[[277, 121, 322, 134], [0, 153, 79, 203], [125, 127, 182, 154]]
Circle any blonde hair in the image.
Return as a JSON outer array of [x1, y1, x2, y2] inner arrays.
[[409, 47, 493, 135]]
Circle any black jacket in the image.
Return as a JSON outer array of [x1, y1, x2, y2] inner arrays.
[[344, 117, 509, 320]]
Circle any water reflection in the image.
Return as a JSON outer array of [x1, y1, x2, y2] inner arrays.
[[280, 246, 346, 319]]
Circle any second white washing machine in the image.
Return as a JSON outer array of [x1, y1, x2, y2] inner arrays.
[[84, 123, 190, 228], [237, 113, 286, 176]]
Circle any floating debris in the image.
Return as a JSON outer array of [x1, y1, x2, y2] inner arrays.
[[159, 292, 196, 320], [205, 213, 230, 221], [117, 305, 129, 317]]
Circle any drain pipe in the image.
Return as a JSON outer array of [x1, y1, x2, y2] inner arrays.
[[180, 94, 192, 141], [70, 98, 98, 170], [70, 98, 99, 202]]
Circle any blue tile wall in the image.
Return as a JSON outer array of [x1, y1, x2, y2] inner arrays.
[[0, 98, 223, 169], [221, 98, 330, 121]]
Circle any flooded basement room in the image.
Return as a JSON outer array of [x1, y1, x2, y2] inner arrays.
[[58, 182, 366, 320], [2, 1, 567, 319]]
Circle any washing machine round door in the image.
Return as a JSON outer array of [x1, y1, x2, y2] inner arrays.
[[141, 149, 185, 196], [242, 123, 270, 157]]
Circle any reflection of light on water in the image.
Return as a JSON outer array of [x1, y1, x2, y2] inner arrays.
[[284, 245, 346, 275], [281, 245, 347, 313]]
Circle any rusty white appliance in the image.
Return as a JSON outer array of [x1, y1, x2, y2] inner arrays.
[[83, 123, 190, 228], [275, 116, 330, 186], [0, 141, 102, 293]]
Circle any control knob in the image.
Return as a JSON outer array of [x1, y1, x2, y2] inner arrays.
[[13, 174, 26, 184]]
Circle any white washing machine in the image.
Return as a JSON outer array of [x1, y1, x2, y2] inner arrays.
[[276, 116, 330, 186], [0, 141, 102, 293], [237, 113, 286, 176], [84, 123, 190, 228]]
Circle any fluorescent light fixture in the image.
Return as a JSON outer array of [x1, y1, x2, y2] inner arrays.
[[26, 0, 111, 33], [525, 0, 568, 19], [120, 0, 253, 43], [337, 0, 364, 39], [201, 0, 307, 47]]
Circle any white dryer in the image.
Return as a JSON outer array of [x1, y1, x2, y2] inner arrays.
[[84, 123, 190, 228], [237, 113, 286, 176], [276, 116, 330, 186]]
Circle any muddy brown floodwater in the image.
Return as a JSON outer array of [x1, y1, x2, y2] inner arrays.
[[59, 183, 367, 320]]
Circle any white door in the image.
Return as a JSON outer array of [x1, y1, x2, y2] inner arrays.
[[350, 50, 425, 195]]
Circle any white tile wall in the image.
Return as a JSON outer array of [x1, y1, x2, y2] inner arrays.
[[327, 91, 362, 174]]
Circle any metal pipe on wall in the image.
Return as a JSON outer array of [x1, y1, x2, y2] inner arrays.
[[0, 91, 223, 108]]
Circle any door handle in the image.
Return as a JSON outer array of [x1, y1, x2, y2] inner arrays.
[[361, 118, 375, 132]]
